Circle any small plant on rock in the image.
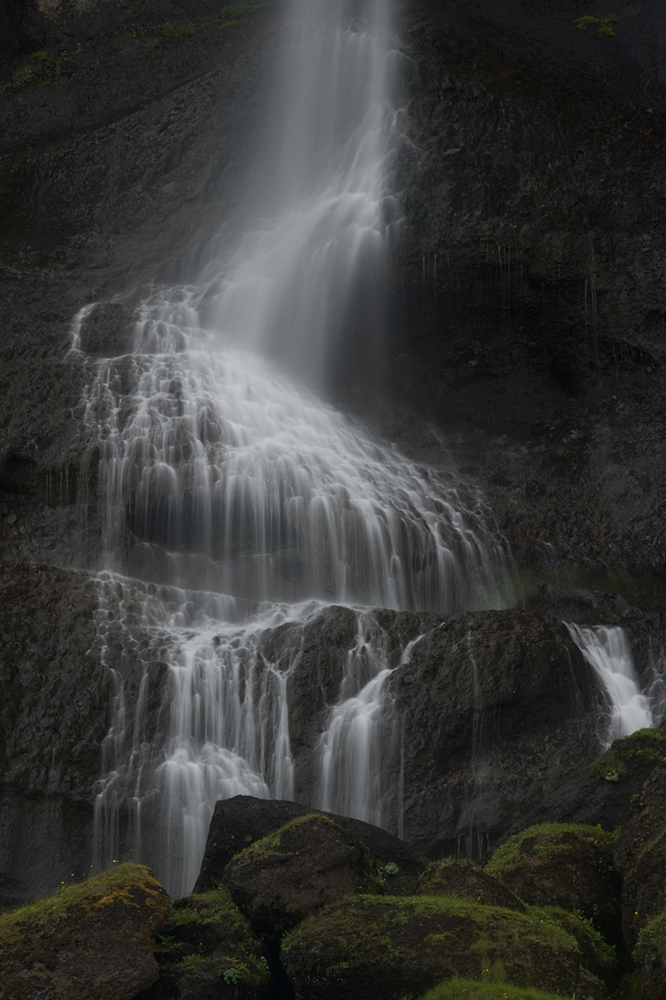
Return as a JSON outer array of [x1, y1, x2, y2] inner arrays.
[[575, 15, 619, 37]]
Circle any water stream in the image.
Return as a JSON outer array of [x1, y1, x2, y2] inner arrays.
[[567, 624, 654, 746], [75, 0, 516, 897]]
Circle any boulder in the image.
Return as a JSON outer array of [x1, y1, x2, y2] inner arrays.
[[224, 814, 382, 934], [281, 894, 608, 1000], [417, 858, 524, 912], [0, 862, 170, 1000], [485, 823, 621, 940], [137, 886, 271, 1000], [615, 762, 666, 949], [194, 795, 426, 896]]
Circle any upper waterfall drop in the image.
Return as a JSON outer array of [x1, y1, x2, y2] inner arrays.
[[200, 0, 400, 386]]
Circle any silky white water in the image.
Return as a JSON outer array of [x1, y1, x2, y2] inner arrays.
[[567, 624, 654, 746], [79, 0, 510, 897]]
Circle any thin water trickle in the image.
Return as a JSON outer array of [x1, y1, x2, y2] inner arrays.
[[77, 0, 511, 896]]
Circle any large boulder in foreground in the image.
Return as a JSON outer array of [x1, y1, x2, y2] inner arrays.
[[281, 894, 608, 1000], [139, 886, 271, 1000], [194, 795, 425, 896], [485, 823, 620, 940], [224, 814, 382, 934], [0, 862, 170, 1000]]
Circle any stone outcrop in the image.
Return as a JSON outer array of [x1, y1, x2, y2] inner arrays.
[[0, 862, 170, 1000]]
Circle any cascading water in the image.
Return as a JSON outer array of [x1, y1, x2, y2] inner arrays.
[[75, 0, 511, 897], [567, 624, 654, 746]]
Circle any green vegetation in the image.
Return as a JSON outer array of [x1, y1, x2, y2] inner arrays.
[[117, 0, 270, 48], [575, 15, 619, 38], [0, 0, 271, 97], [0, 44, 83, 95], [419, 978, 572, 1000], [590, 725, 666, 780], [151, 886, 270, 993]]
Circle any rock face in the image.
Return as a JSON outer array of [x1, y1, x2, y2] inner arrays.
[[384, 611, 604, 854], [0, 862, 170, 1000]]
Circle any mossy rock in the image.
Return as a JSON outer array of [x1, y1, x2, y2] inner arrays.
[[418, 859, 524, 912], [280, 894, 608, 1000], [485, 823, 620, 939], [418, 977, 573, 999], [195, 795, 425, 896], [625, 908, 666, 999], [0, 863, 170, 1000], [224, 813, 382, 933], [142, 886, 271, 999], [534, 907, 617, 989], [615, 762, 666, 949], [590, 724, 666, 783]]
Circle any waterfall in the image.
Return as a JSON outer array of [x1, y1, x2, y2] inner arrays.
[[75, 0, 510, 897], [567, 624, 654, 746]]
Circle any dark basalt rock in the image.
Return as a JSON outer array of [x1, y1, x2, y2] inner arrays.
[[195, 794, 426, 897], [223, 814, 382, 934], [384, 610, 605, 854], [0, 863, 170, 1000]]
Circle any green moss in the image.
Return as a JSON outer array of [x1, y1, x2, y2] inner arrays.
[[116, 0, 270, 49], [152, 886, 269, 992], [0, 863, 163, 944], [590, 726, 666, 780], [0, 44, 84, 95], [1, 0, 271, 97], [485, 823, 617, 878], [230, 812, 339, 867], [419, 978, 571, 999], [575, 15, 619, 37], [282, 893, 598, 998]]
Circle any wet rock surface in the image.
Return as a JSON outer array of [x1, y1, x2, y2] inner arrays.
[[386, 610, 604, 853]]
